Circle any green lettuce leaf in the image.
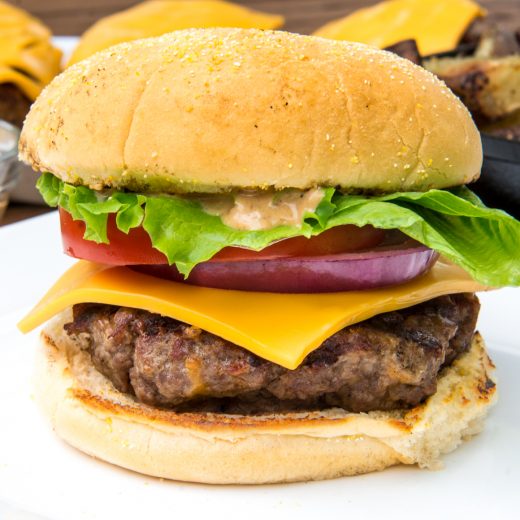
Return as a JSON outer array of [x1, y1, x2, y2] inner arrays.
[[36, 172, 520, 286]]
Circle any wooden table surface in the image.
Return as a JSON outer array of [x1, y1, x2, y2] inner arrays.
[[2, 0, 519, 226]]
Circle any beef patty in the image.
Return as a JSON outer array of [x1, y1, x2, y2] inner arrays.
[[0, 83, 31, 128], [64, 293, 479, 414]]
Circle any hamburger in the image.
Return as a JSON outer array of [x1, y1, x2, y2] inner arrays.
[[0, 1, 62, 128], [17, 29, 520, 484]]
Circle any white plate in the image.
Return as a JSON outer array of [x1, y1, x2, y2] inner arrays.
[[0, 214, 519, 520], [53, 36, 80, 66]]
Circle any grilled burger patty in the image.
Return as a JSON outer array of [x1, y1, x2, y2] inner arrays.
[[65, 293, 479, 414], [0, 83, 31, 128]]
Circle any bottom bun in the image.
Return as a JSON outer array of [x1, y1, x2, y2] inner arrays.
[[36, 312, 497, 484]]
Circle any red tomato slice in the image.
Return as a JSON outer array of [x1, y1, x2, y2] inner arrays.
[[213, 224, 385, 260], [60, 209, 167, 265], [59, 209, 385, 265]]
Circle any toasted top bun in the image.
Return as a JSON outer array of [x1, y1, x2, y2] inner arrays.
[[36, 312, 496, 484], [20, 29, 482, 194]]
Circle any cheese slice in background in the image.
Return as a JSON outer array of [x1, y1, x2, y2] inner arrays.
[[19, 260, 486, 370], [0, 2, 62, 100], [68, 0, 284, 66], [314, 0, 485, 56], [0, 67, 41, 101]]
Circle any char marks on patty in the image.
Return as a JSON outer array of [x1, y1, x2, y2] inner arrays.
[[64, 294, 480, 414]]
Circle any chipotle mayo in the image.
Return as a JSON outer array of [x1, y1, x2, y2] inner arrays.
[[197, 188, 324, 231]]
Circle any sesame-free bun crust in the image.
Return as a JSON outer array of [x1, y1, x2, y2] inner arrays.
[[36, 313, 497, 484], [20, 29, 482, 193]]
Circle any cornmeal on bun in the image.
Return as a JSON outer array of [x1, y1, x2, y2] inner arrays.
[[21, 28, 481, 193], [19, 29, 520, 484]]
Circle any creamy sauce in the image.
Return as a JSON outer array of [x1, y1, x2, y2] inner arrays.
[[198, 188, 324, 231]]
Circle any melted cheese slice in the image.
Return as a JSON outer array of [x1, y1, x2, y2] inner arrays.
[[0, 66, 41, 100], [314, 0, 485, 56], [19, 260, 485, 369], [0, 3, 61, 100], [68, 0, 284, 65]]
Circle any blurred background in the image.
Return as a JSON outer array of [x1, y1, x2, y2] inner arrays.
[[10, 1, 520, 36], [0, 0, 519, 226]]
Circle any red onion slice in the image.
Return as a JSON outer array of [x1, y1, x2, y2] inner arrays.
[[131, 243, 439, 293]]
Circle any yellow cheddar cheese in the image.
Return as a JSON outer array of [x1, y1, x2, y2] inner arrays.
[[314, 0, 485, 56], [0, 1, 61, 100], [68, 0, 284, 66], [19, 259, 486, 369]]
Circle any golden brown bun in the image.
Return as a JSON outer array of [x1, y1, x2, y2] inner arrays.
[[36, 312, 497, 484], [20, 29, 481, 193]]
